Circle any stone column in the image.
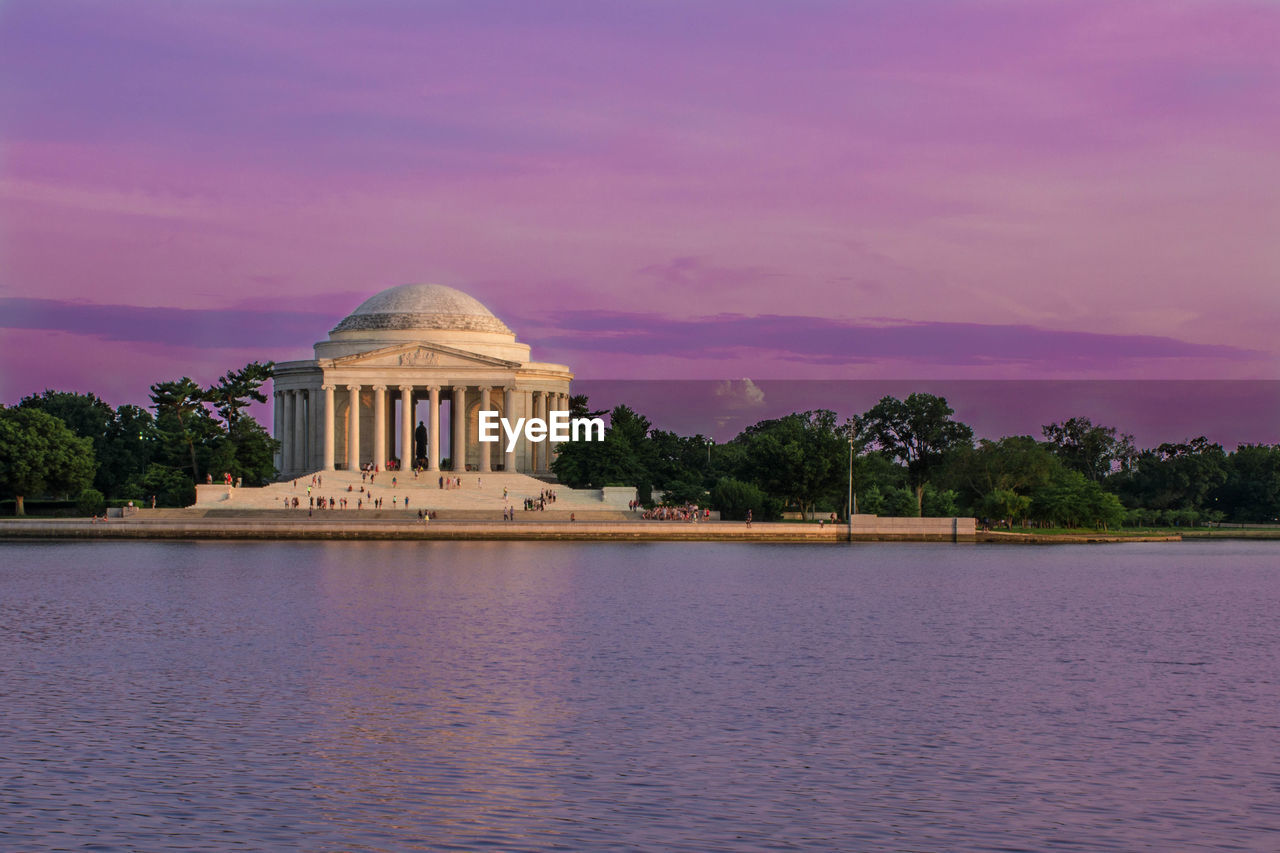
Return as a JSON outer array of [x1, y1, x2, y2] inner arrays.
[[560, 390, 570, 449], [503, 386, 516, 473], [322, 385, 335, 471], [551, 391, 565, 464], [536, 391, 549, 473], [281, 390, 294, 473], [451, 386, 467, 472], [372, 384, 386, 471], [386, 388, 396, 465], [293, 390, 308, 473], [400, 385, 413, 470], [273, 390, 284, 472], [478, 386, 492, 472], [522, 389, 534, 473], [346, 384, 361, 471], [427, 385, 440, 471]]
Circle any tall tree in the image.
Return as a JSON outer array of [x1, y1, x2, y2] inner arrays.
[[1041, 417, 1136, 481], [97, 404, 158, 497], [206, 361, 278, 484], [568, 394, 607, 420], [0, 407, 96, 515], [942, 435, 1061, 513], [1118, 436, 1227, 514], [1217, 445, 1280, 523], [17, 390, 143, 496], [206, 361, 274, 426], [856, 394, 974, 515], [18, 390, 114, 441], [149, 377, 212, 482], [552, 405, 650, 491], [731, 410, 846, 519]]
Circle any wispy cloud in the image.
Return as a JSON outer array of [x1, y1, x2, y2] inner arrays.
[[538, 310, 1257, 367], [0, 297, 332, 349], [2, 299, 1255, 372]]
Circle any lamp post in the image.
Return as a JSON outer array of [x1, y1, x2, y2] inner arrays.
[[705, 437, 713, 465], [847, 436, 857, 539]]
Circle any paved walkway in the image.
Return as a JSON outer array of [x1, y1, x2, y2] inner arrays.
[[1, 517, 850, 542]]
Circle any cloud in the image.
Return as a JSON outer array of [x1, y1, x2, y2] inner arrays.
[[0, 297, 331, 349], [1, 298, 1257, 371], [538, 310, 1258, 368], [714, 378, 766, 409], [638, 257, 784, 292]]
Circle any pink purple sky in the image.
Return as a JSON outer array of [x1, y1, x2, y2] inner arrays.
[[1, 0, 1277, 407]]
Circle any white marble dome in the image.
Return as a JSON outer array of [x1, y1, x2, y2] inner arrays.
[[332, 283, 512, 335]]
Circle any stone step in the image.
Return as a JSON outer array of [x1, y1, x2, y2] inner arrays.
[[196, 468, 632, 512]]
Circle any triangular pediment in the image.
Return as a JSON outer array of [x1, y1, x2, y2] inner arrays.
[[323, 342, 521, 369]]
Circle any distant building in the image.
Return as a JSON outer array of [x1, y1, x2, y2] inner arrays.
[[273, 284, 572, 476]]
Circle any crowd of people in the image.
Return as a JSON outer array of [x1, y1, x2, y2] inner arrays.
[[522, 489, 557, 511], [640, 503, 710, 522], [274, 471, 742, 527]]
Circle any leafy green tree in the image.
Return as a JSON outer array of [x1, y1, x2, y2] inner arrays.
[[647, 429, 713, 495], [730, 410, 846, 519], [856, 484, 886, 516], [942, 435, 1060, 513], [18, 390, 114, 441], [127, 462, 196, 507], [552, 405, 650, 490], [1118, 437, 1227, 513], [1041, 417, 1136, 481], [978, 489, 1032, 527], [76, 488, 107, 516], [659, 478, 707, 505], [150, 377, 210, 481], [1087, 486, 1127, 531], [206, 361, 274, 425], [921, 484, 960, 517], [1029, 469, 1125, 529], [846, 451, 907, 516], [225, 418, 278, 486], [1216, 445, 1280, 523], [568, 394, 607, 420], [18, 390, 155, 497], [856, 394, 974, 515], [0, 407, 96, 515], [881, 486, 919, 518], [203, 361, 278, 484], [96, 404, 158, 497], [709, 477, 777, 521]]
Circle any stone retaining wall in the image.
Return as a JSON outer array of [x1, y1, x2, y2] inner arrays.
[[0, 516, 977, 543]]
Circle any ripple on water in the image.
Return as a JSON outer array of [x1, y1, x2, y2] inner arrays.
[[1, 540, 1278, 850]]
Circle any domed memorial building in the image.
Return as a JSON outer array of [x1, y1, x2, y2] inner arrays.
[[272, 284, 573, 477]]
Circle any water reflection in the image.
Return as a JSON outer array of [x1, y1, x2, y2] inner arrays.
[[2, 540, 1279, 849]]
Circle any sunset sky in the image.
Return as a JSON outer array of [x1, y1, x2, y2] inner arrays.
[[1, 0, 1277, 406]]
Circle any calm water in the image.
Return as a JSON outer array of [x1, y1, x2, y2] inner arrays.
[[2, 540, 1278, 851]]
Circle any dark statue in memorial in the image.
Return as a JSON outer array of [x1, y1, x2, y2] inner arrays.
[[414, 421, 428, 464]]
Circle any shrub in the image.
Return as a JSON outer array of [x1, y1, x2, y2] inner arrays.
[[710, 477, 778, 521], [76, 488, 107, 516], [881, 487, 919, 517]]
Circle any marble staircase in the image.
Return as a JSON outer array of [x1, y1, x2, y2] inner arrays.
[[195, 469, 631, 514]]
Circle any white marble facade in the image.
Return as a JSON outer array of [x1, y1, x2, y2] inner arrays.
[[272, 284, 573, 476]]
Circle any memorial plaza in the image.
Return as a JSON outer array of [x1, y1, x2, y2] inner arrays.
[[197, 283, 633, 515]]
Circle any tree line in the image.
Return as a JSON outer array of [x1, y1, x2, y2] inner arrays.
[[0, 362, 277, 515], [552, 393, 1280, 528], [4, 381, 1277, 527]]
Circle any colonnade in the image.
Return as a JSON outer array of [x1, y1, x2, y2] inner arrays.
[[276, 384, 570, 476]]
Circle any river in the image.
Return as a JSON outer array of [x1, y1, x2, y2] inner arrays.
[[3, 540, 1277, 850]]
